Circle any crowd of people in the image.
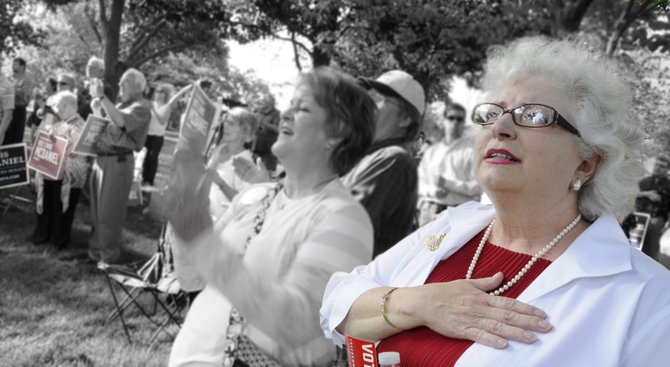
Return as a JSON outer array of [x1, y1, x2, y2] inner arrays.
[[1, 34, 670, 366]]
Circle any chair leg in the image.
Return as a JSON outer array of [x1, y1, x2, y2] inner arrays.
[[103, 274, 134, 344], [147, 316, 178, 347], [148, 290, 183, 327], [115, 287, 164, 328], [105, 287, 143, 324]]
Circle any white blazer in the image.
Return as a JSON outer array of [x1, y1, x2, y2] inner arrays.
[[320, 202, 670, 366]]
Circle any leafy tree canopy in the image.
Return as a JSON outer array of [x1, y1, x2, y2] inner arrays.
[[1, 0, 43, 55], [249, 0, 669, 99]]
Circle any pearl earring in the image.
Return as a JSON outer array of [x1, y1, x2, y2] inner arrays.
[[572, 178, 582, 191]]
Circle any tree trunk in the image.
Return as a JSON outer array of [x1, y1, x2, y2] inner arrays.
[[605, 25, 626, 56], [101, 0, 126, 100], [550, 0, 594, 37], [414, 70, 431, 105]]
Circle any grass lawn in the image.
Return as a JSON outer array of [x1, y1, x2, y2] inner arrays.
[[0, 188, 176, 367]]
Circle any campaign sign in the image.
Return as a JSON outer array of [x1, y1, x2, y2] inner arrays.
[[0, 143, 29, 189], [73, 115, 109, 156], [28, 131, 68, 180], [345, 335, 378, 367], [179, 83, 221, 155]]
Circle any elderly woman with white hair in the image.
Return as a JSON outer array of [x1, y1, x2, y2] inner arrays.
[[321, 36, 670, 366], [87, 68, 152, 264], [32, 90, 90, 249]]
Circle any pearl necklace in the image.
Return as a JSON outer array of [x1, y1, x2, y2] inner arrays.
[[466, 214, 582, 296]]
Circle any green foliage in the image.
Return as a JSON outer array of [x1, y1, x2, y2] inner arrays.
[[32, 0, 269, 97], [0, 0, 43, 54], [122, 0, 251, 67], [15, 0, 670, 152], [142, 48, 271, 106], [252, 0, 553, 98], [333, 0, 544, 99], [12, 5, 91, 91], [623, 48, 670, 159]]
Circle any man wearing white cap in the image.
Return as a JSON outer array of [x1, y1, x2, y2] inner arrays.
[[342, 70, 425, 258]]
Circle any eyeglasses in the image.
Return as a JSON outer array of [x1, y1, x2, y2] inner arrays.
[[446, 115, 465, 123], [471, 103, 581, 137], [57, 81, 69, 86]]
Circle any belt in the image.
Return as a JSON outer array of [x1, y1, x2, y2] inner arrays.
[[97, 150, 133, 162], [97, 152, 132, 157]]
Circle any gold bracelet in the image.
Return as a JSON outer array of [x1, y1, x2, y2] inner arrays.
[[381, 287, 400, 329]]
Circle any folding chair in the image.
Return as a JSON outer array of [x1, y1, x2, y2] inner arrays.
[[98, 224, 187, 345], [1, 185, 33, 215]]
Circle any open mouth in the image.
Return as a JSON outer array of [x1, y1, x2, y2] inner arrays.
[[279, 125, 294, 135], [485, 149, 520, 162]]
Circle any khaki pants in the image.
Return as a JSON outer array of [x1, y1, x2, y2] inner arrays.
[[88, 154, 134, 262]]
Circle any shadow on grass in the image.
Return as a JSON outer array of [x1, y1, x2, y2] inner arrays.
[[0, 194, 174, 367]]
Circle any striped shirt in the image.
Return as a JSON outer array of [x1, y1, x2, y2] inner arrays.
[[173, 179, 373, 366]]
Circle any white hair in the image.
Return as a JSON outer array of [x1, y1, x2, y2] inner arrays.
[[481, 36, 645, 221], [49, 90, 77, 109], [227, 107, 259, 141], [122, 68, 147, 94], [87, 56, 104, 71]]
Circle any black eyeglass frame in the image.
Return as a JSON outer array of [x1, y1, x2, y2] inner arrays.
[[471, 103, 581, 137], [445, 115, 465, 122]]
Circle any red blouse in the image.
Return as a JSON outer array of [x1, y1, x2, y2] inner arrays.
[[376, 230, 552, 366]]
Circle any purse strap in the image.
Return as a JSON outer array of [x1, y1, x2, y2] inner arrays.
[[244, 183, 283, 251], [224, 183, 284, 366]]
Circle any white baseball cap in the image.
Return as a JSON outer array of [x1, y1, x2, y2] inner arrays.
[[359, 70, 425, 115]]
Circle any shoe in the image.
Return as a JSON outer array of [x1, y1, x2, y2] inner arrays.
[[141, 184, 160, 192]]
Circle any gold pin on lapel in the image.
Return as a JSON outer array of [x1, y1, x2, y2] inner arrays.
[[425, 233, 446, 251]]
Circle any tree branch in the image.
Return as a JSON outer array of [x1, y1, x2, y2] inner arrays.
[[128, 17, 167, 57], [63, 4, 93, 49], [272, 33, 312, 54], [290, 31, 303, 71], [127, 42, 192, 68], [87, 9, 103, 45], [98, 0, 108, 26], [606, 0, 637, 55], [228, 19, 275, 37]]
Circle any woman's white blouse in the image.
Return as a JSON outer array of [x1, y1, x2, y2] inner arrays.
[[320, 202, 670, 367]]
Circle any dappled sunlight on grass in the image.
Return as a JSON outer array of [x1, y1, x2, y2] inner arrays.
[[0, 194, 174, 367]]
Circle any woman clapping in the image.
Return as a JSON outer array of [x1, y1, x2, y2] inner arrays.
[[169, 67, 377, 366]]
